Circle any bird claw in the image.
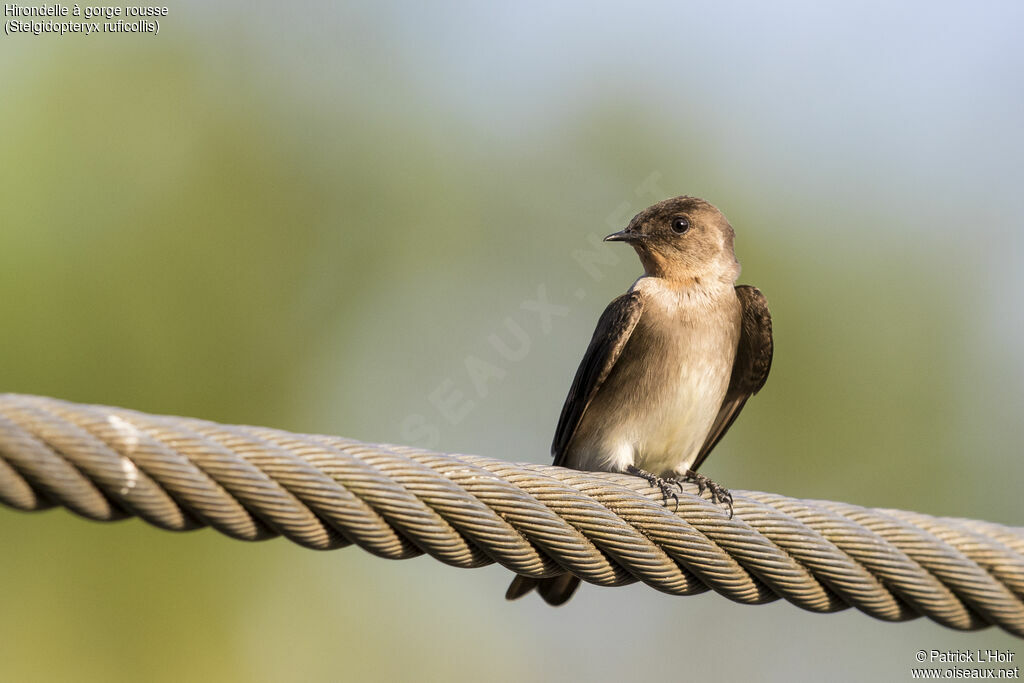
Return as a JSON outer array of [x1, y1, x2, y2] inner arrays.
[[681, 469, 734, 518], [626, 465, 681, 510], [626, 466, 734, 518]]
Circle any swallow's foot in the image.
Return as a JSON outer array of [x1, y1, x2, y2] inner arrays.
[[681, 469, 734, 518], [626, 465, 682, 509]]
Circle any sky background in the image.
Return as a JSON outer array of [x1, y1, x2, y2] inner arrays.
[[1, 2, 1022, 681]]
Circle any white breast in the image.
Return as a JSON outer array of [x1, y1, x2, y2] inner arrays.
[[567, 277, 740, 476], [628, 333, 733, 473]]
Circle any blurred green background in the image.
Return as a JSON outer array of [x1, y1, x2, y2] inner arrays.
[[2, 2, 1022, 681]]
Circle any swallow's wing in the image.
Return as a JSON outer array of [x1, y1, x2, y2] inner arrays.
[[551, 291, 645, 466], [691, 285, 773, 471]]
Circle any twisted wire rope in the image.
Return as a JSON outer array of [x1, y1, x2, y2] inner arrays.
[[0, 393, 1021, 637]]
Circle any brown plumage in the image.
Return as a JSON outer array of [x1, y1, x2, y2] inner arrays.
[[507, 196, 773, 606], [691, 285, 773, 471]]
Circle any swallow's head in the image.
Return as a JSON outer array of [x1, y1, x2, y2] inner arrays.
[[605, 196, 740, 283]]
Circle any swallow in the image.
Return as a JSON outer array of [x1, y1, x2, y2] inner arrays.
[[506, 196, 773, 605]]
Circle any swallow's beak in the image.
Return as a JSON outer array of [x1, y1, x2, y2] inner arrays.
[[604, 229, 644, 243]]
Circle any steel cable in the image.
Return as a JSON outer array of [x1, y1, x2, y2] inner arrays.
[[1, 393, 1021, 637]]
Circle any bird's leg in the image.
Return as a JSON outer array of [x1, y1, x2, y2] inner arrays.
[[679, 469, 734, 518], [626, 466, 735, 518], [625, 465, 681, 509]]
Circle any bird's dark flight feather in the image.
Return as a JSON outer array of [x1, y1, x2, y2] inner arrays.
[[551, 291, 645, 466], [505, 573, 580, 606], [691, 285, 773, 472], [508, 292, 642, 605]]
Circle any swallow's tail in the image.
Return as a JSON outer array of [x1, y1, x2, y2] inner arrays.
[[505, 573, 580, 606]]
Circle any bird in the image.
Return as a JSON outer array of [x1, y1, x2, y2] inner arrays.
[[506, 196, 773, 606]]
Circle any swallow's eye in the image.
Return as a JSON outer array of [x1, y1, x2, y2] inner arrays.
[[671, 217, 690, 234]]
